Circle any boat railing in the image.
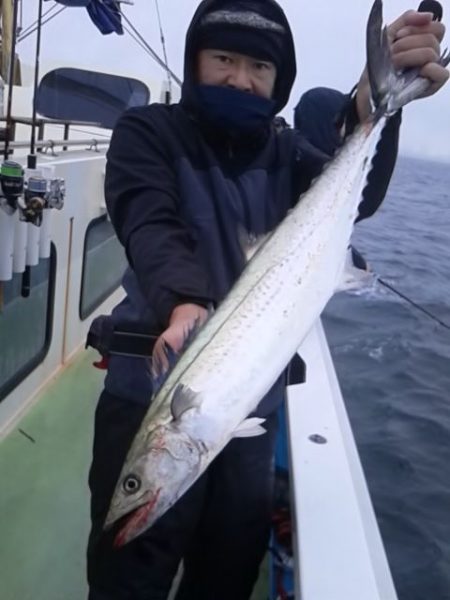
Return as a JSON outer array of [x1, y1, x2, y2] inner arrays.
[[0, 115, 110, 155], [286, 320, 399, 599], [0, 136, 109, 156]]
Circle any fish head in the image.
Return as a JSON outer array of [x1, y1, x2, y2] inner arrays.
[[103, 423, 205, 547]]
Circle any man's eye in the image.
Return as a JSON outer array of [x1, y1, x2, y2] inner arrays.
[[215, 55, 232, 64], [254, 62, 270, 71]]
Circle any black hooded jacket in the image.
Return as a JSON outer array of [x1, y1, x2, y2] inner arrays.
[[101, 0, 401, 414]]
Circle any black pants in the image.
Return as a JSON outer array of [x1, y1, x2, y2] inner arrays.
[[87, 390, 278, 600]]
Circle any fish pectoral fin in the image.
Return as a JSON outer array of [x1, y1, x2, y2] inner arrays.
[[171, 383, 201, 421], [336, 246, 375, 292], [232, 417, 266, 438]]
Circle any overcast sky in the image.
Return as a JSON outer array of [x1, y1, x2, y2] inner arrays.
[[20, 0, 450, 161]]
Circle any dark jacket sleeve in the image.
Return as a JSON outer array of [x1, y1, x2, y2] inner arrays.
[[293, 86, 402, 222], [105, 107, 213, 327]]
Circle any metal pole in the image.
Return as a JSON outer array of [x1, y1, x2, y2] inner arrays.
[[29, 0, 44, 168]]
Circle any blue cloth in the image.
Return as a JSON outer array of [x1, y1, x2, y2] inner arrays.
[[86, 0, 123, 35], [196, 84, 276, 132], [52, 0, 123, 35]]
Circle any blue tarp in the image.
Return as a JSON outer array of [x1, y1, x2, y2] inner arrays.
[[46, 0, 123, 35]]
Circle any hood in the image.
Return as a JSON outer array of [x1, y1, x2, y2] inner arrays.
[[181, 0, 297, 117]]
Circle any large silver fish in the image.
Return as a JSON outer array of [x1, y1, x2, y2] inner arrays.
[[105, 0, 449, 546]]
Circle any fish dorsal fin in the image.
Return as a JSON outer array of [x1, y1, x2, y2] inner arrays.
[[151, 319, 204, 396], [171, 384, 200, 420], [232, 417, 266, 438]]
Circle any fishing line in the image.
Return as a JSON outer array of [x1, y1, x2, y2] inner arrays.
[[121, 22, 159, 62], [18, 2, 57, 39], [119, 10, 182, 86], [377, 277, 450, 331], [18, 3, 66, 43], [154, 0, 172, 98], [350, 247, 449, 331]]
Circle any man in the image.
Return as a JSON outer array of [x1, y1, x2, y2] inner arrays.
[[87, 1, 448, 598]]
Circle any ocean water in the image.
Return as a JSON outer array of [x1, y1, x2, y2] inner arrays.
[[323, 156, 450, 600]]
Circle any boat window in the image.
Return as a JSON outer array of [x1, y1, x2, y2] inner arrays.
[[36, 68, 150, 129], [0, 245, 56, 403], [80, 215, 127, 320]]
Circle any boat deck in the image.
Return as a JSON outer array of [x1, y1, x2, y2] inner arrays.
[[0, 349, 269, 600]]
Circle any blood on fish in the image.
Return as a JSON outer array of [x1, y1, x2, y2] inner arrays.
[[114, 488, 162, 548]]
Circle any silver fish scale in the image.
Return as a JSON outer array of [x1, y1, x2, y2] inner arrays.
[[147, 121, 384, 435], [128, 123, 383, 467]]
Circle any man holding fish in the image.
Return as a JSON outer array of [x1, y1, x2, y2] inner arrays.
[[86, 1, 448, 598]]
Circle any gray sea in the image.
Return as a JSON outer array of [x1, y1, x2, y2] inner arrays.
[[323, 155, 450, 600]]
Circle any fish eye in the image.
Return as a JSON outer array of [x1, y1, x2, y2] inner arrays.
[[123, 474, 141, 495]]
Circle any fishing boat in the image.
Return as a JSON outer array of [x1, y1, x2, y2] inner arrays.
[[0, 2, 399, 599]]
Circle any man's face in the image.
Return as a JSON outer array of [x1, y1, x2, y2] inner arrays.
[[197, 49, 277, 99]]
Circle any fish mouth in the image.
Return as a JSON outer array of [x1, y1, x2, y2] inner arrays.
[[113, 488, 162, 549]]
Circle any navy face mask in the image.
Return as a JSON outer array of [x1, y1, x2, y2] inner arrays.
[[196, 85, 276, 132]]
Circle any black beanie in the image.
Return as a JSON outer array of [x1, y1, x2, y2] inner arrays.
[[194, 6, 287, 69]]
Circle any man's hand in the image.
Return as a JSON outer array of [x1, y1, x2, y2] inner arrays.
[[152, 303, 209, 379], [356, 9, 449, 122]]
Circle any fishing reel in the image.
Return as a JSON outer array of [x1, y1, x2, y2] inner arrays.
[[20, 174, 65, 226], [0, 160, 24, 215], [22, 176, 47, 225], [0, 160, 65, 225]]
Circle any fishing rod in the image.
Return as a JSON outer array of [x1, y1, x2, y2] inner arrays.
[[119, 10, 182, 87], [18, 0, 45, 300], [29, 0, 44, 168], [154, 0, 172, 100], [3, 0, 21, 161]]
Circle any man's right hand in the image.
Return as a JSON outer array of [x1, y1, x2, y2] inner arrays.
[[152, 303, 209, 379], [356, 9, 448, 123]]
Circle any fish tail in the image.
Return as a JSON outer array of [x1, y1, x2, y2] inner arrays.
[[366, 0, 449, 116]]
